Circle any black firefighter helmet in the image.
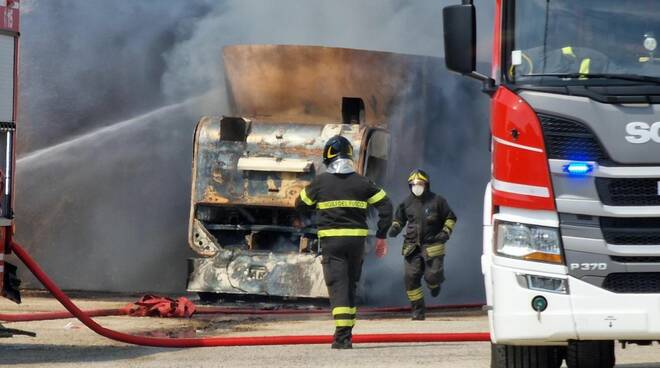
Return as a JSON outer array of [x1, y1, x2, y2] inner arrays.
[[323, 135, 354, 165]]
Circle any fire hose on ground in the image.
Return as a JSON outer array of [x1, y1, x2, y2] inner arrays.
[[5, 241, 491, 347]]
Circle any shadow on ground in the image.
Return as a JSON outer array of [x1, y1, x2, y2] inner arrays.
[[0, 343, 169, 365], [356, 343, 469, 350]]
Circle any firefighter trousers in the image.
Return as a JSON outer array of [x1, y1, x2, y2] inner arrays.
[[320, 236, 365, 343], [404, 248, 445, 314]]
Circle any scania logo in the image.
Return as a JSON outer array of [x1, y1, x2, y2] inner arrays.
[[625, 122, 660, 144]]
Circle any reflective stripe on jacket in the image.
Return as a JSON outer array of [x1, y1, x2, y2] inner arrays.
[[296, 172, 393, 238]]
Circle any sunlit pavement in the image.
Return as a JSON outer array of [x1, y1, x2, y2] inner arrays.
[[1, 295, 659, 368]]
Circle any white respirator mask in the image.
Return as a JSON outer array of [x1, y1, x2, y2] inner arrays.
[[411, 184, 425, 197]]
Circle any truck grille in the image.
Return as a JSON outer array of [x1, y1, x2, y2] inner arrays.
[[600, 217, 660, 245], [539, 114, 607, 161], [603, 273, 660, 293], [610, 256, 660, 263], [596, 178, 660, 206]]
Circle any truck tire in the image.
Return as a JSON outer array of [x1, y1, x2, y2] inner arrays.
[[566, 340, 615, 368], [491, 343, 563, 368]]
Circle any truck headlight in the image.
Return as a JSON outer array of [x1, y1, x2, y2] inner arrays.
[[495, 221, 563, 264]]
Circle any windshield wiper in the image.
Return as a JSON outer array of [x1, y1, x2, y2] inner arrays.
[[521, 73, 660, 85]]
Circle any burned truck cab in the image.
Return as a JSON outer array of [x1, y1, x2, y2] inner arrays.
[[187, 116, 388, 298], [185, 44, 435, 299]]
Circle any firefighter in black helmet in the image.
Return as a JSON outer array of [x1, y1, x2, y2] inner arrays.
[[296, 135, 393, 349], [388, 169, 457, 320]]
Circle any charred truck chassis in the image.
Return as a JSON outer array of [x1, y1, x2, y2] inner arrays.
[[186, 45, 434, 299], [187, 118, 388, 298]]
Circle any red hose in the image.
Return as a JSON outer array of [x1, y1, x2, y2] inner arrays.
[[9, 241, 491, 347], [198, 303, 485, 315], [0, 308, 124, 322]]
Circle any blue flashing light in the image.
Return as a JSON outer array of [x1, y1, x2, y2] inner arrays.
[[564, 162, 593, 176]]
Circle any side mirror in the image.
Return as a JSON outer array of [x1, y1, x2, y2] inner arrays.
[[443, 4, 476, 75]]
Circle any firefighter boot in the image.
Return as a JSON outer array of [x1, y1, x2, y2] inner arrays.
[[411, 300, 426, 321], [331, 327, 353, 349], [430, 284, 441, 297]]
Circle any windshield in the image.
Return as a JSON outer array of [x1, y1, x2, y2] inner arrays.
[[507, 0, 660, 84]]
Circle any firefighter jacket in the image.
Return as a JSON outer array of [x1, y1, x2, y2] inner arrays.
[[295, 172, 393, 239], [389, 191, 457, 257], [518, 45, 608, 76]]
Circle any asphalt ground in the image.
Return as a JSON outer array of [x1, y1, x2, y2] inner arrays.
[[1, 294, 660, 367]]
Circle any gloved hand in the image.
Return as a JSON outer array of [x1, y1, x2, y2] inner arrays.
[[375, 238, 388, 258], [387, 222, 402, 238], [434, 231, 449, 244]]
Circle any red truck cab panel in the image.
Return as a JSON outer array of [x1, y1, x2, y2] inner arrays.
[[491, 87, 555, 211]]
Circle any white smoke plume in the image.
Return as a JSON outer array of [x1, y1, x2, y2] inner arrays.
[[15, 0, 493, 305]]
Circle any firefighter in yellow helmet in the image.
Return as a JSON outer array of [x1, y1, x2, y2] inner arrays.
[[296, 135, 393, 349], [388, 169, 457, 320]]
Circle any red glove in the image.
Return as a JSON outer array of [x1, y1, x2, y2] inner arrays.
[[375, 238, 388, 258]]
